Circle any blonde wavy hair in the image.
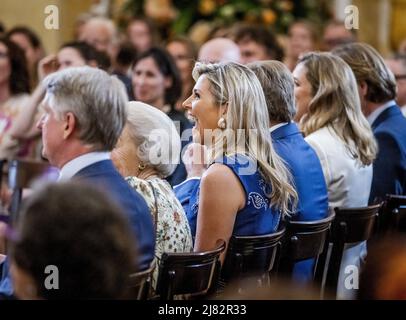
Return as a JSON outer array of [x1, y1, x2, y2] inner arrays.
[[298, 52, 377, 166], [192, 62, 297, 215], [332, 42, 396, 104]]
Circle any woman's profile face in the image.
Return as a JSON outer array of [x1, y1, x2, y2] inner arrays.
[[132, 57, 170, 109], [182, 75, 222, 145], [0, 42, 11, 86], [293, 62, 313, 122]]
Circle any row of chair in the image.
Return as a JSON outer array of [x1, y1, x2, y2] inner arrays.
[[2, 159, 406, 300], [130, 195, 406, 300]]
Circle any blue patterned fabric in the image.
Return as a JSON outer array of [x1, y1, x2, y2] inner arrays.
[[184, 154, 281, 240]]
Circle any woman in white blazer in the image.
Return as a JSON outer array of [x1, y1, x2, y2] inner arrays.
[[293, 52, 378, 299]]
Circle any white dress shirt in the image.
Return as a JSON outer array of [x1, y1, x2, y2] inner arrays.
[[401, 105, 406, 117], [269, 122, 289, 133], [58, 152, 110, 181]]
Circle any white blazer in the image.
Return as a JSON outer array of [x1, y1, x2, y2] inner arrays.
[[305, 126, 372, 209], [305, 125, 373, 299]]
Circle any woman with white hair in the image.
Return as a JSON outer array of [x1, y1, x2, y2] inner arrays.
[[111, 101, 193, 288]]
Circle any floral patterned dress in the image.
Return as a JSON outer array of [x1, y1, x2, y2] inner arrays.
[[125, 176, 193, 289]]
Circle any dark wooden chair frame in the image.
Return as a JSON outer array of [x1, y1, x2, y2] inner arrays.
[[156, 240, 226, 300]]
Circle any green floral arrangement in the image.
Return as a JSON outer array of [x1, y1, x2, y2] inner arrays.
[[120, 0, 332, 36]]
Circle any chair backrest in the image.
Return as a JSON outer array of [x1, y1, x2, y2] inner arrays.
[[379, 194, 406, 233], [8, 159, 56, 223], [128, 261, 155, 300], [279, 208, 335, 280], [325, 204, 381, 294], [220, 227, 285, 287], [156, 240, 226, 300]]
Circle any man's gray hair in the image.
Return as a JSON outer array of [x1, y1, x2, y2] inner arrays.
[[43, 66, 128, 151], [126, 101, 181, 178]]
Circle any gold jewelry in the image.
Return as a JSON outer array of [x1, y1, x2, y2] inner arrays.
[[138, 163, 146, 171], [217, 117, 226, 129]]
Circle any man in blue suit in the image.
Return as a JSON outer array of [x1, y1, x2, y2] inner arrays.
[[334, 43, 406, 204], [0, 67, 155, 298], [248, 60, 329, 282]]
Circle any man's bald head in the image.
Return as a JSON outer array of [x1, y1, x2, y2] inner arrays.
[[79, 17, 117, 55], [198, 37, 241, 63]]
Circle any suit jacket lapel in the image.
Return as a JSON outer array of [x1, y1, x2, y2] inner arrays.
[[372, 105, 402, 130]]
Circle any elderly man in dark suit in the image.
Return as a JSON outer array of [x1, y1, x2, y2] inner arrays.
[[334, 43, 406, 204], [0, 67, 155, 298]]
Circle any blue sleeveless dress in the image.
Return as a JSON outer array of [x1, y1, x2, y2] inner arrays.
[[186, 154, 281, 240]]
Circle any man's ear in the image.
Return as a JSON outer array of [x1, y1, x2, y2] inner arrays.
[[359, 81, 368, 99], [63, 112, 76, 139]]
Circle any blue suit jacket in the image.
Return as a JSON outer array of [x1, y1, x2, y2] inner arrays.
[[0, 160, 155, 299], [369, 105, 406, 204], [271, 123, 328, 221], [271, 123, 329, 282], [73, 160, 155, 270]]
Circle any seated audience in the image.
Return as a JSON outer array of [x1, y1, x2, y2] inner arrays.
[[293, 52, 377, 298], [112, 101, 193, 288], [112, 42, 137, 100], [38, 66, 155, 268], [9, 41, 111, 149], [0, 66, 155, 298], [198, 37, 241, 63], [322, 19, 357, 52], [9, 182, 138, 299], [78, 17, 117, 64], [333, 43, 406, 204], [6, 26, 45, 88], [248, 60, 328, 282], [126, 16, 158, 54], [385, 53, 406, 115], [233, 24, 284, 64], [180, 62, 297, 257], [284, 20, 318, 71], [132, 47, 192, 186], [166, 36, 198, 111], [0, 38, 32, 159]]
